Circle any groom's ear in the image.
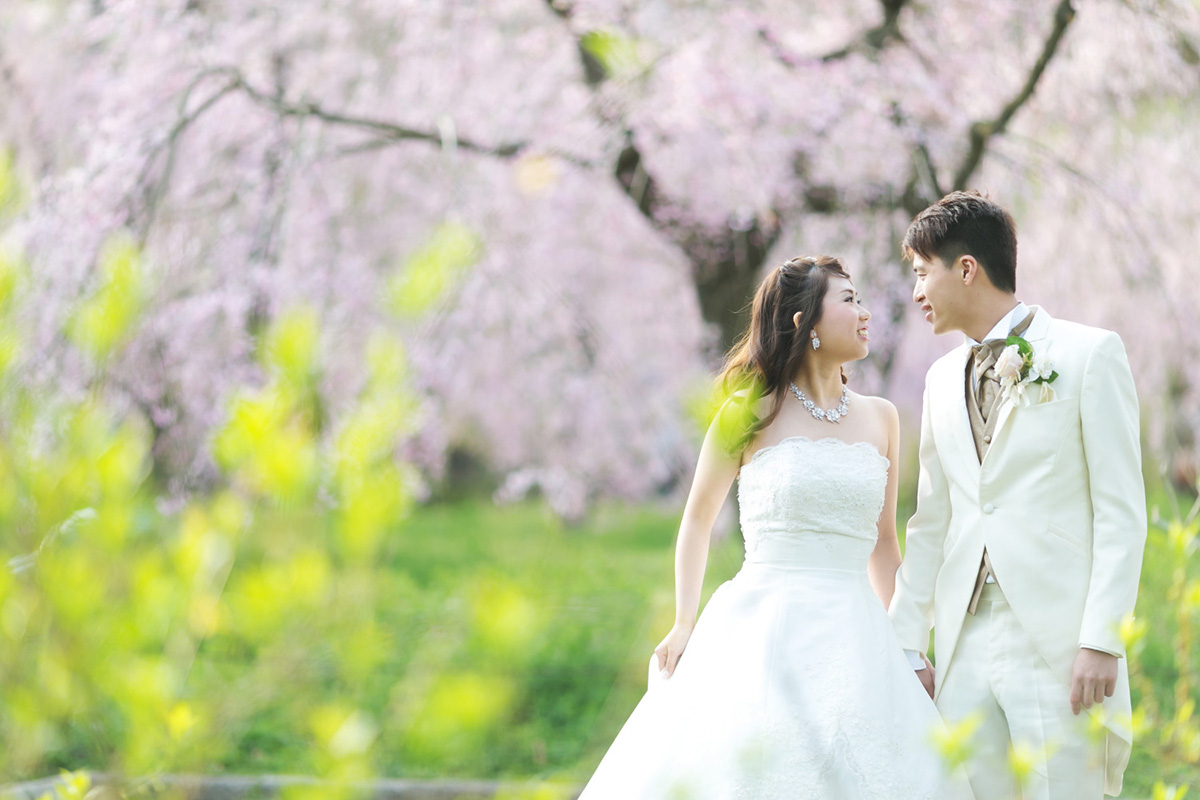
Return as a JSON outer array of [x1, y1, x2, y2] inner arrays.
[[958, 255, 984, 287]]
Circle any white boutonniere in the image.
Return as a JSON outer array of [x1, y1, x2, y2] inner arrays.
[[995, 335, 1058, 407]]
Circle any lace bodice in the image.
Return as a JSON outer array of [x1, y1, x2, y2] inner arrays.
[[737, 437, 889, 555]]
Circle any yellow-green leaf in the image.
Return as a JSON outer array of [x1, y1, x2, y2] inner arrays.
[[388, 221, 481, 317]]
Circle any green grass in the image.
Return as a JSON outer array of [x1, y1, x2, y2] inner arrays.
[[13, 494, 1195, 796], [136, 498, 740, 782], [1121, 489, 1200, 797], [374, 496, 1196, 795], [376, 499, 745, 779]]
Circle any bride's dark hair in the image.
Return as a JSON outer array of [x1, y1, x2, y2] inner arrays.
[[715, 255, 851, 454]]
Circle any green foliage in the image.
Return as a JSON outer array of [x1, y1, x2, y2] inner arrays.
[[0, 247, 27, 380], [0, 496, 726, 782], [929, 711, 982, 772], [264, 305, 321, 394], [67, 234, 146, 362], [36, 770, 91, 800], [579, 29, 648, 80], [0, 214, 423, 788], [1153, 781, 1190, 800], [1006, 334, 1034, 359], [0, 254, 168, 778], [387, 221, 481, 318], [685, 375, 765, 456], [1124, 485, 1200, 791]]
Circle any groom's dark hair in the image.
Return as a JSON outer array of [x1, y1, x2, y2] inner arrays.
[[902, 191, 1018, 293]]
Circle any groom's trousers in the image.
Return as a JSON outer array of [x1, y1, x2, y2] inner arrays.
[[937, 584, 1108, 800]]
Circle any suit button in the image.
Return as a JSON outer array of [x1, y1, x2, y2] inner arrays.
[[983, 434, 992, 444], [982, 503, 995, 514]]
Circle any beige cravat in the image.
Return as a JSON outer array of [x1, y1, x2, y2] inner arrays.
[[972, 339, 1006, 423], [966, 309, 1035, 615]]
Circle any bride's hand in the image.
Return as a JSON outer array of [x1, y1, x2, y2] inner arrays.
[[653, 623, 694, 679]]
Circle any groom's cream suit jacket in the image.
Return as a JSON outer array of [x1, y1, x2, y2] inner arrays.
[[889, 307, 1146, 794]]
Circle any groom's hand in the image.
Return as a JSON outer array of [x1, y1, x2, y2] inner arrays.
[[1070, 648, 1118, 715]]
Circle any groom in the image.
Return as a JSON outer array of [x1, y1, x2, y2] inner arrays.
[[889, 191, 1146, 798]]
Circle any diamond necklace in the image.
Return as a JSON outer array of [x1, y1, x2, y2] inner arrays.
[[788, 383, 850, 423]]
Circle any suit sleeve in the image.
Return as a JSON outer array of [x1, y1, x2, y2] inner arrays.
[[1077, 332, 1147, 656], [889, 371, 953, 655]]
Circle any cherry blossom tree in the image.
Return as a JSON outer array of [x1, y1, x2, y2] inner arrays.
[[1, 0, 1198, 514]]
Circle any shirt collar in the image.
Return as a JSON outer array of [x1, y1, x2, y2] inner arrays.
[[967, 301, 1027, 346]]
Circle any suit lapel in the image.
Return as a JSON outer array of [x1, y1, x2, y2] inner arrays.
[[940, 343, 981, 476], [1021, 304, 1052, 344], [988, 397, 1016, 452]]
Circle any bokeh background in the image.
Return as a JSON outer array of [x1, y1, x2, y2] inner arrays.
[[0, 0, 1198, 797]]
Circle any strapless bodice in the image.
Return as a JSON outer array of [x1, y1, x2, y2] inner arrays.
[[737, 437, 889, 563]]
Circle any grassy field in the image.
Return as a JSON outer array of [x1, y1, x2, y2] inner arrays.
[[402, 498, 1197, 796], [380, 499, 749, 780], [271, 493, 1194, 795], [13, 494, 1197, 796]]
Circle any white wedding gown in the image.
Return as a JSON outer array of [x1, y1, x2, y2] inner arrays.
[[578, 437, 974, 799]]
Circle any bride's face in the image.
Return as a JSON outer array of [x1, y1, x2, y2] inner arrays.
[[812, 277, 871, 361]]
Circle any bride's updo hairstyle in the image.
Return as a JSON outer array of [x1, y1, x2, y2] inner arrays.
[[715, 255, 850, 454]]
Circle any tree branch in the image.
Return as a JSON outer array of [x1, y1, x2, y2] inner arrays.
[[233, 73, 598, 167], [542, 0, 607, 84], [613, 132, 658, 218], [1116, 0, 1200, 67], [231, 75, 527, 159], [761, 0, 911, 66], [538, 4, 669, 223], [0, 44, 51, 172], [886, 102, 944, 215], [951, 0, 1076, 190], [128, 68, 243, 237], [126, 66, 601, 242]]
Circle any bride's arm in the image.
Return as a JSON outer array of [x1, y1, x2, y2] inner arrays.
[[868, 399, 902, 609], [654, 411, 741, 678]]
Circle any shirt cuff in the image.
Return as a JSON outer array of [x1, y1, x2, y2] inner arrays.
[[905, 649, 926, 670], [1080, 643, 1123, 659]]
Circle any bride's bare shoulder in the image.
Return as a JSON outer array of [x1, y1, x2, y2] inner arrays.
[[849, 392, 899, 426]]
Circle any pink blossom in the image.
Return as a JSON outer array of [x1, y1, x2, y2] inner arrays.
[[0, 0, 1196, 509]]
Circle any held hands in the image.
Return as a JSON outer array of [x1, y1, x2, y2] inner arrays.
[[1070, 647, 1118, 715], [916, 654, 935, 699], [654, 622, 695, 679]]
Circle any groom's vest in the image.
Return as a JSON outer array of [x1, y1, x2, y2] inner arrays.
[[964, 310, 1035, 613]]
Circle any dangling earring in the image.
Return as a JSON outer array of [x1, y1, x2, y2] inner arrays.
[[810, 330, 820, 350]]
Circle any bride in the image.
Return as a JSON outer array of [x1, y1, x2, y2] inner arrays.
[[577, 256, 974, 799]]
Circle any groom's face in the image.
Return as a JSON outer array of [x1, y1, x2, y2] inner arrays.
[[911, 254, 968, 335]]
